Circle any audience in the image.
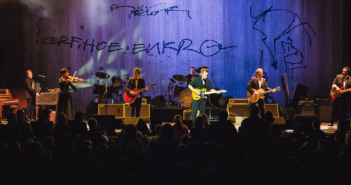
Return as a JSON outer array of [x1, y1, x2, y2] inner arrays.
[[118, 124, 143, 153], [172, 114, 189, 142], [0, 109, 349, 185], [71, 111, 87, 138]]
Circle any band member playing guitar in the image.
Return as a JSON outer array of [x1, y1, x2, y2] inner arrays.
[[329, 67, 351, 126], [247, 68, 276, 119], [125, 68, 148, 117], [188, 68, 221, 123]]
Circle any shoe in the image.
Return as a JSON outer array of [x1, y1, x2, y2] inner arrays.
[[30, 119, 36, 122], [328, 123, 334, 126]]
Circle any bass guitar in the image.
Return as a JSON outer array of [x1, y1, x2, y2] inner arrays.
[[247, 86, 281, 103], [124, 83, 156, 103], [192, 88, 227, 101], [330, 86, 351, 100]]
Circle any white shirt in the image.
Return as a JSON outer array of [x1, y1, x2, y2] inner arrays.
[[258, 78, 263, 88]]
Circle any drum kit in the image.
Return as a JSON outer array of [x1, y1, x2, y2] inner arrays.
[[92, 71, 129, 104]]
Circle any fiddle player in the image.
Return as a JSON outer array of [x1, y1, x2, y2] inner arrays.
[[25, 70, 37, 121], [56, 68, 83, 121]]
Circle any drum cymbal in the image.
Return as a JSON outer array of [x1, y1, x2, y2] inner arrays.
[[95, 72, 110, 79], [111, 76, 122, 88], [195, 66, 208, 73], [170, 78, 176, 83], [173, 74, 188, 82]]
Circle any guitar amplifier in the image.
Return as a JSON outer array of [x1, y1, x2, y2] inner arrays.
[[227, 103, 250, 118], [125, 104, 150, 122], [260, 104, 279, 117], [98, 104, 125, 118], [228, 98, 249, 104]]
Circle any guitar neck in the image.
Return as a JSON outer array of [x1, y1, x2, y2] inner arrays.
[[340, 88, 351, 94], [136, 85, 152, 93]]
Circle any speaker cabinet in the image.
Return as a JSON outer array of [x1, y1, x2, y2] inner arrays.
[[98, 104, 125, 118], [227, 103, 250, 118], [228, 98, 249, 104], [300, 104, 316, 115], [125, 104, 150, 118], [260, 104, 279, 117]]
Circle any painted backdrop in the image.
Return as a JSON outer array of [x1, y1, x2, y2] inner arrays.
[[0, 0, 343, 112]]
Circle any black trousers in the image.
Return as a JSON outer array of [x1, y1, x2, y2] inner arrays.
[[130, 98, 142, 117], [250, 99, 265, 118], [191, 98, 206, 123], [331, 95, 349, 124], [26, 98, 35, 119]]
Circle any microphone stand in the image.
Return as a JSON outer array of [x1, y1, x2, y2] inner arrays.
[[211, 73, 218, 89]]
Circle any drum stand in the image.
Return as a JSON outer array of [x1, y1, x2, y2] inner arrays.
[[165, 81, 174, 107]]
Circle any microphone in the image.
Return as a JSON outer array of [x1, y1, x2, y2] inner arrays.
[[38, 75, 46, 78]]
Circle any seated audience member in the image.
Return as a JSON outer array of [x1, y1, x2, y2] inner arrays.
[[34, 109, 54, 141], [53, 113, 71, 139], [209, 110, 237, 145], [157, 123, 179, 157], [79, 118, 107, 148], [290, 122, 306, 143], [15, 109, 34, 142], [240, 106, 265, 134], [1, 113, 20, 144], [71, 111, 87, 138], [149, 124, 162, 148], [172, 114, 189, 142], [190, 116, 209, 143], [118, 124, 143, 153], [201, 113, 210, 129], [307, 119, 326, 149]]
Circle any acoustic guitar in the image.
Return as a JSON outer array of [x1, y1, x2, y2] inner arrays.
[[124, 83, 156, 103], [247, 86, 281, 103], [192, 88, 227, 101]]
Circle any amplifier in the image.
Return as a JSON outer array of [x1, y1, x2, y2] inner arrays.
[[317, 100, 332, 122], [125, 104, 150, 118], [98, 104, 125, 118], [229, 98, 249, 104], [261, 104, 279, 117], [36, 92, 59, 105], [227, 103, 250, 118]]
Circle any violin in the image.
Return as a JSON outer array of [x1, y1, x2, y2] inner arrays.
[[63, 76, 87, 83]]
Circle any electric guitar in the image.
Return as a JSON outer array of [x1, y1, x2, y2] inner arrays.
[[247, 86, 281, 103], [330, 86, 351, 100], [124, 83, 156, 103], [192, 88, 227, 101]]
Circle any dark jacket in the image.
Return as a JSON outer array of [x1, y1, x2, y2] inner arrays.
[[332, 74, 351, 88], [25, 77, 36, 99], [125, 77, 146, 97], [247, 76, 271, 94]]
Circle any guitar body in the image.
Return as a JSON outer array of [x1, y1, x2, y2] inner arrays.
[[124, 88, 141, 103], [330, 86, 345, 100], [192, 88, 207, 101], [247, 89, 265, 103]]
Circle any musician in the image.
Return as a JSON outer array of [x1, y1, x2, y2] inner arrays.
[[56, 68, 83, 121], [329, 67, 351, 126], [188, 68, 219, 123], [247, 68, 276, 119], [125, 68, 148, 117], [25, 70, 37, 121], [179, 67, 199, 86]]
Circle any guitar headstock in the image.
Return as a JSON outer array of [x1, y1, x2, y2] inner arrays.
[[150, 82, 156, 87], [276, 86, 281, 91], [220, 90, 227, 93], [284, 73, 287, 77]]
